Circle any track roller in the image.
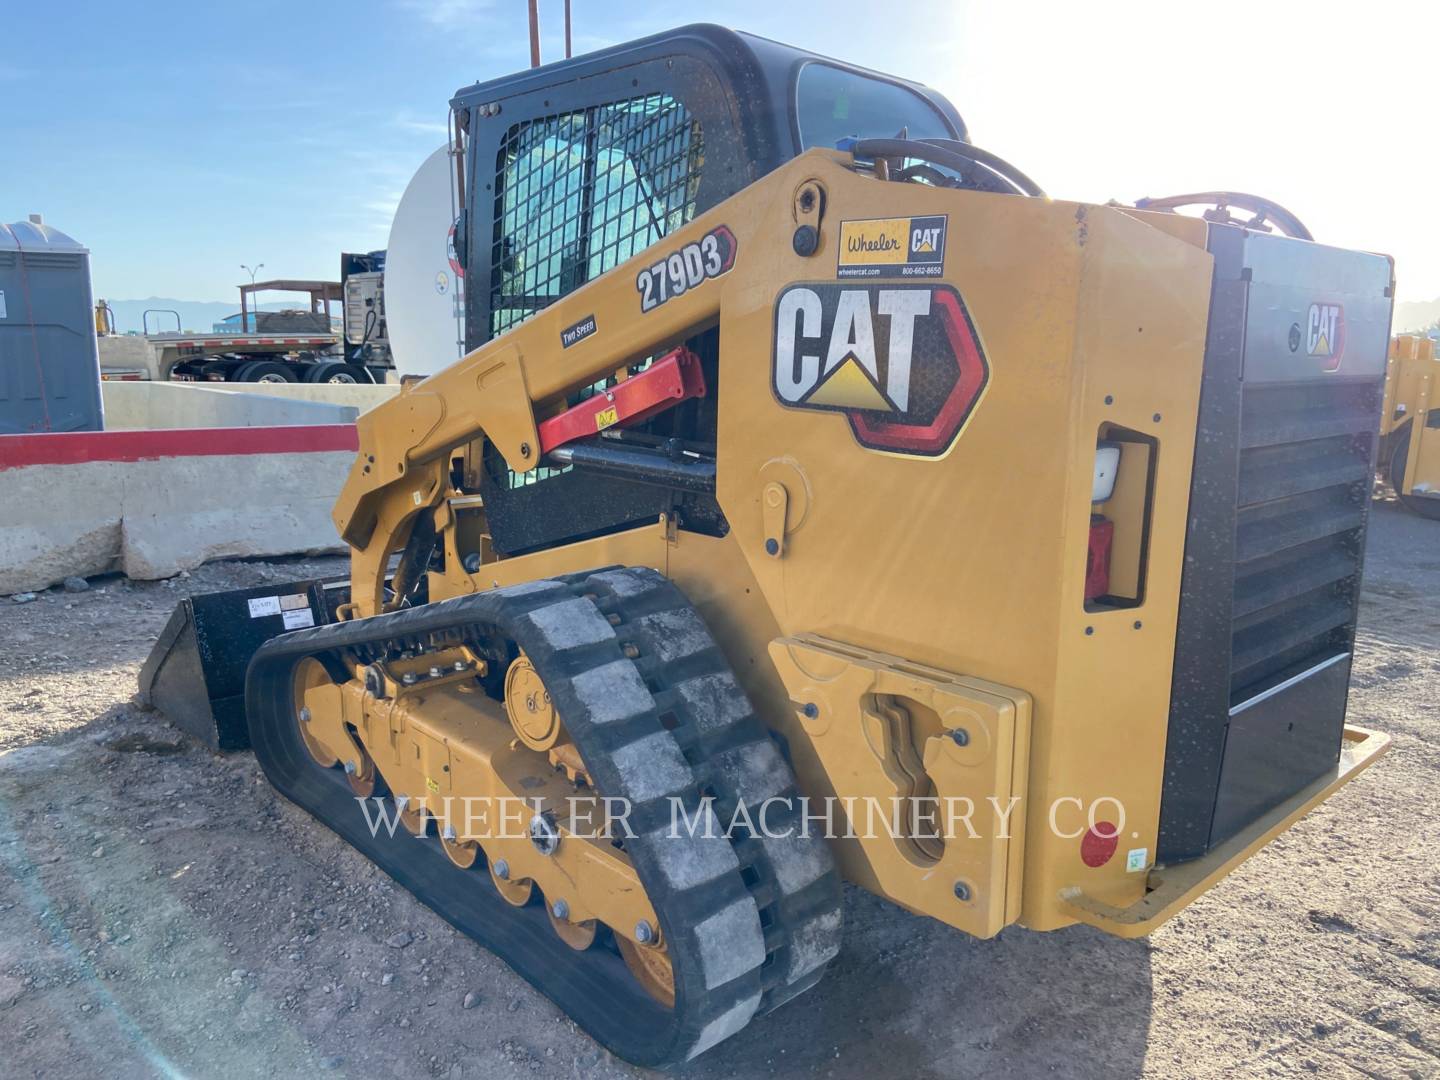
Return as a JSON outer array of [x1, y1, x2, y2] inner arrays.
[[546, 897, 598, 950], [441, 830, 480, 869]]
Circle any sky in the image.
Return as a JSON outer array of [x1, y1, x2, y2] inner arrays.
[[4, 0, 1436, 305]]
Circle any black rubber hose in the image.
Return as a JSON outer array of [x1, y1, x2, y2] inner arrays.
[[850, 138, 1047, 198], [916, 138, 1048, 198]]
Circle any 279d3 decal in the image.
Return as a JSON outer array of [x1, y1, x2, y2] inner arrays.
[[771, 283, 989, 456], [636, 224, 737, 313]]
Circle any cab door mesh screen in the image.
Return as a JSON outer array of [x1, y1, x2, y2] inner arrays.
[[490, 94, 704, 338]]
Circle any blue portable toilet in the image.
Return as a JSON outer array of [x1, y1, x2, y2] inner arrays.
[[0, 216, 105, 434]]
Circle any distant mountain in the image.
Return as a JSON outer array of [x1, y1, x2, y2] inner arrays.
[[102, 297, 307, 334], [1394, 298, 1440, 334]]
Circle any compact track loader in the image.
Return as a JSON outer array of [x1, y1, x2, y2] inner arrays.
[[141, 25, 1395, 1067]]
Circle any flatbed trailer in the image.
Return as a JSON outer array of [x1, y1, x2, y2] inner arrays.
[[96, 329, 356, 383], [97, 276, 390, 384], [159, 331, 351, 383]]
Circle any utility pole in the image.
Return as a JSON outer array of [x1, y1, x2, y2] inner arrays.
[[240, 263, 264, 331]]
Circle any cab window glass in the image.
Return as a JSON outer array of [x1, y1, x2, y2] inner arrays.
[[796, 63, 954, 149]]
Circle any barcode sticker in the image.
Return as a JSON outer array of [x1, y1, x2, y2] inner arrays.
[[247, 596, 281, 618]]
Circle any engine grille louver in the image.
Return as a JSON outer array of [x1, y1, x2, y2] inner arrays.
[[1228, 381, 1379, 701]]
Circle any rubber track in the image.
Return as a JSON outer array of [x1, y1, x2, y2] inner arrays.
[[245, 567, 841, 1068]]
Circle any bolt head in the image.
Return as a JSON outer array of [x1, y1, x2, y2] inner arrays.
[[298, 707, 311, 723], [552, 899, 570, 920], [529, 812, 560, 856], [344, 760, 358, 775], [802, 702, 819, 719], [494, 859, 510, 880], [764, 537, 780, 556], [402, 672, 417, 685], [634, 920, 654, 944], [792, 224, 819, 257], [453, 659, 467, 672], [954, 881, 971, 902], [950, 728, 970, 747], [442, 824, 456, 841], [429, 666, 442, 678]]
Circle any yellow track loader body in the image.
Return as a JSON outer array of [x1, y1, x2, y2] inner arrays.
[[134, 26, 1395, 1068], [333, 145, 1389, 940]]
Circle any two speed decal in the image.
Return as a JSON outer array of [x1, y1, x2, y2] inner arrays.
[[636, 225, 737, 313]]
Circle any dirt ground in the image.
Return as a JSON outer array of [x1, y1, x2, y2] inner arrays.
[[0, 502, 1436, 1080]]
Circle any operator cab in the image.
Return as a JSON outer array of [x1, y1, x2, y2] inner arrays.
[[450, 23, 964, 348], [448, 24, 969, 555]]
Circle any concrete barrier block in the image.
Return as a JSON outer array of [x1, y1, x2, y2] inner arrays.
[[102, 382, 360, 430], [215, 382, 400, 412], [0, 425, 358, 593], [119, 450, 351, 579], [0, 460, 125, 594]]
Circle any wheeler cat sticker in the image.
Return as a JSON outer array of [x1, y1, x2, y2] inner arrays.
[[636, 225, 737, 313], [772, 283, 988, 456], [1306, 302, 1344, 371], [836, 215, 947, 278]]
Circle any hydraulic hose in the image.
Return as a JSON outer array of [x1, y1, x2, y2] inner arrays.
[[849, 138, 1047, 198]]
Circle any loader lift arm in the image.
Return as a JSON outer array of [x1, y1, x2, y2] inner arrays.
[[333, 154, 832, 619]]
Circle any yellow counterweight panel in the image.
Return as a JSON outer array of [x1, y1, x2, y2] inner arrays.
[[706, 168, 1213, 929]]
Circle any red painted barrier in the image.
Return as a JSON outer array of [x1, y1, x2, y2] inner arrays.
[[0, 425, 359, 470]]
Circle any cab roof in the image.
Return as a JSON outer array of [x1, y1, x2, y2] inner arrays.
[[450, 23, 966, 147]]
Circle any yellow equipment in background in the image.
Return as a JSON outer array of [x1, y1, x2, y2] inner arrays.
[[1381, 334, 1440, 517], [93, 298, 115, 336]]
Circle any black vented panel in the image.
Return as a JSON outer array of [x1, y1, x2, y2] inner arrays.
[[1158, 225, 1393, 863], [1229, 381, 1378, 699]]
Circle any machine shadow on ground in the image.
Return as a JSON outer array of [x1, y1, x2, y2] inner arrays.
[[680, 886, 1154, 1080]]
